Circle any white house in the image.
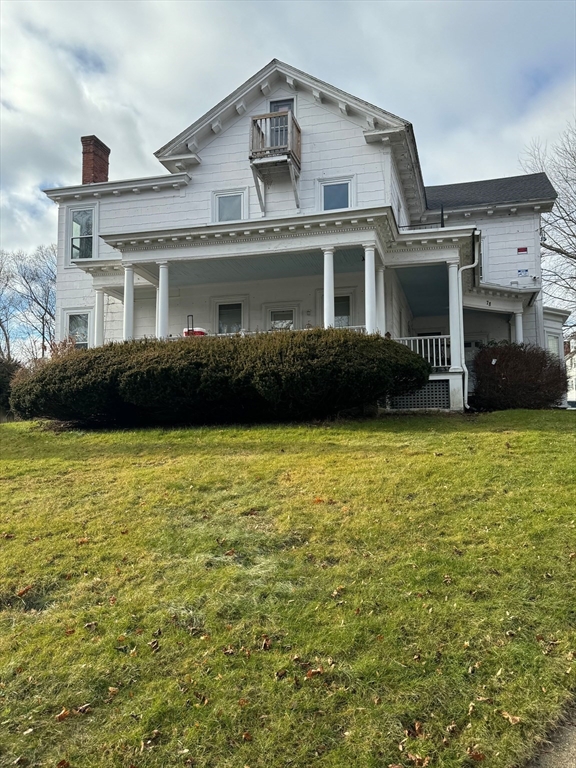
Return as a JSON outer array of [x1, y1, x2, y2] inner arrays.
[[45, 60, 568, 410]]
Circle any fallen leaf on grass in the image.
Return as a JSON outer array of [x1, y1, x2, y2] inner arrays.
[[242, 731, 252, 741], [65, 628, 75, 636], [76, 704, 91, 714], [55, 708, 71, 721], [224, 549, 235, 557], [109, 595, 117, 605], [305, 666, 324, 679], [16, 585, 33, 598], [466, 746, 486, 761], [238, 698, 249, 707], [84, 622, 97, 631], [313, 497, 325, 504], [147, 639, 160, 653], [2, 532, 15, 539], [275, 669, 287, 680], [261, 635, 271, 651], [407, 754, 431, 767], [501, 711, 520, 725], [77, 538, 89, 545], [223, 646, 235, 655], [56, 761, 71, 768], [108, 687, 119, 696]]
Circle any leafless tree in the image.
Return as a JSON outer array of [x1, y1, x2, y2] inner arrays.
[[0, 251, 20, 361], [521, 123, 576, 332], [0, 245, 57, 361]]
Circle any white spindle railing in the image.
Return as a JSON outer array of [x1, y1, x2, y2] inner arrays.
[[397, 335, 450, 368]]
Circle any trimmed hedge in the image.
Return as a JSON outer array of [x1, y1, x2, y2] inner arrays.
[[473, 341, 567, 410], [10, 329, 430, 426]]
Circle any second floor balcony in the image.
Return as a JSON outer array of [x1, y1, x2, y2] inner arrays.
[[250, 110, 302, 171]]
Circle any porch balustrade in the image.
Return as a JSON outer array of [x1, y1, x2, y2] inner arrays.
[[396, 335, 450, 369], [250, 111, 302, 170]]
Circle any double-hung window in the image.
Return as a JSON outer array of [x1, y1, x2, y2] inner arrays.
[[68, 313, 89, 349], [71, 209, 94, 259]]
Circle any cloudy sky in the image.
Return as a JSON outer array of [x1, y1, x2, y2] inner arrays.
[[1, 0, 574, 252]]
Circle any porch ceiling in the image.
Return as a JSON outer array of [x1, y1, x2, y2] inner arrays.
[[140, 248, 365, 286], [395, 264, 449, 317]]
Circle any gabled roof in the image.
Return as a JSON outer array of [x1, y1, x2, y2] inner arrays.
[[154, 59, 409, 159], [425, 172, 557, 211]]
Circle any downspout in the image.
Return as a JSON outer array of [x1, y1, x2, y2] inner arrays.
[[458, 229, 479, 408]]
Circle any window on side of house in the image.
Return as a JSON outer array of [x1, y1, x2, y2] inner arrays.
[[334, 295, 351, 328], [322, 181, 350, 211], [218, 303, 242, 334], [547, 334, 561, 357], [71, 209, 94, 259], [68, 313, 89, 349], [270, 309, 294, 330], [216, 193, 243, 223]]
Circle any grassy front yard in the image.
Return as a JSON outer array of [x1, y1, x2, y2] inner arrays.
[[0, 411, 575, 767]]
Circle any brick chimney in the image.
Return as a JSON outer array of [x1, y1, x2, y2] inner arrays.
[[81, 135, 110, 184]]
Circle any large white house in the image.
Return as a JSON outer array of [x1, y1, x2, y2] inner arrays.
[[45, 60, 568, 410]]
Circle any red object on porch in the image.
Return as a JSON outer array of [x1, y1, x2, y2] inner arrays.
[[183, 328, 207, 337]]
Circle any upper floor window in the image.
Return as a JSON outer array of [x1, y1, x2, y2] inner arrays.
[[321, 180, 350, 211], [214, 189, 246, 223], [71, 209, 94, 259]]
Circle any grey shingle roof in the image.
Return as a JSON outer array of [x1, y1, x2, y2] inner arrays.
[[425, 172, 557, 211]]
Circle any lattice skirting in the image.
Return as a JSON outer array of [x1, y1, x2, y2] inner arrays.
[[389, 379, 451, 410]]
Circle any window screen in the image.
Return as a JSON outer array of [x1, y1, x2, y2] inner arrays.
[[217, 194, 242, 222]]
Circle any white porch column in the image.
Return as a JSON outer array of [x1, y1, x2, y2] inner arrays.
[[123, 265, 134, 341], [448, 261, 462, 371], [514, 310, 524, 344], [155, 287, 160, 337], [376, 266, 386, 335], [323, 247, 335, 328], [364, 243, 377, 334], [157, 261, 169, 339], [94, 288, 105, 347]]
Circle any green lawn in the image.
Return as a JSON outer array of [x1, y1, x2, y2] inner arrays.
[[0, 411, 575, 768]]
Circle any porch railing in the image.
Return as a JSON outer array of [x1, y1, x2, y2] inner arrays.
[[250, 111, 302, 170], [397, 335, 450, 369]]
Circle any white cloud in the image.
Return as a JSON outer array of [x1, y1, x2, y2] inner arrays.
[[0, 0, 574, 251]]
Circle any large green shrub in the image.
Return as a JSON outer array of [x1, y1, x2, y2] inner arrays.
[[0, 358, 20, 413], [10, 330, 430, 426], [473, 341, 567, 410]]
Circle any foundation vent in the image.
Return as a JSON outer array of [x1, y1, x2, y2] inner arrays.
[[389, 379, 450, 410]]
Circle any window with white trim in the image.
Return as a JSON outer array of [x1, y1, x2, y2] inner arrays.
[[547, 334, 561, 357], [71, 209, 94, 259], [334, 295, 351, 328], [218, 303, 242, 334], [270, 309, 294, 330], [320, 178, 352, 211], [68, 313, 89, 349], [214, 189, 247, 223]]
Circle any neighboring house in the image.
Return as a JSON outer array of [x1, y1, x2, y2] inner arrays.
[[44, 59, 569, 410]]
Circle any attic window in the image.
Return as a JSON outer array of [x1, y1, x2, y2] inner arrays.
[[215, 191, 244, 222], [321, 180, 351, 211]]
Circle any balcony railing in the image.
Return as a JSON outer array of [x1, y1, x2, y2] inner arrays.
[[250, 111, 302, 170], [397, 335, 451, 369]]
